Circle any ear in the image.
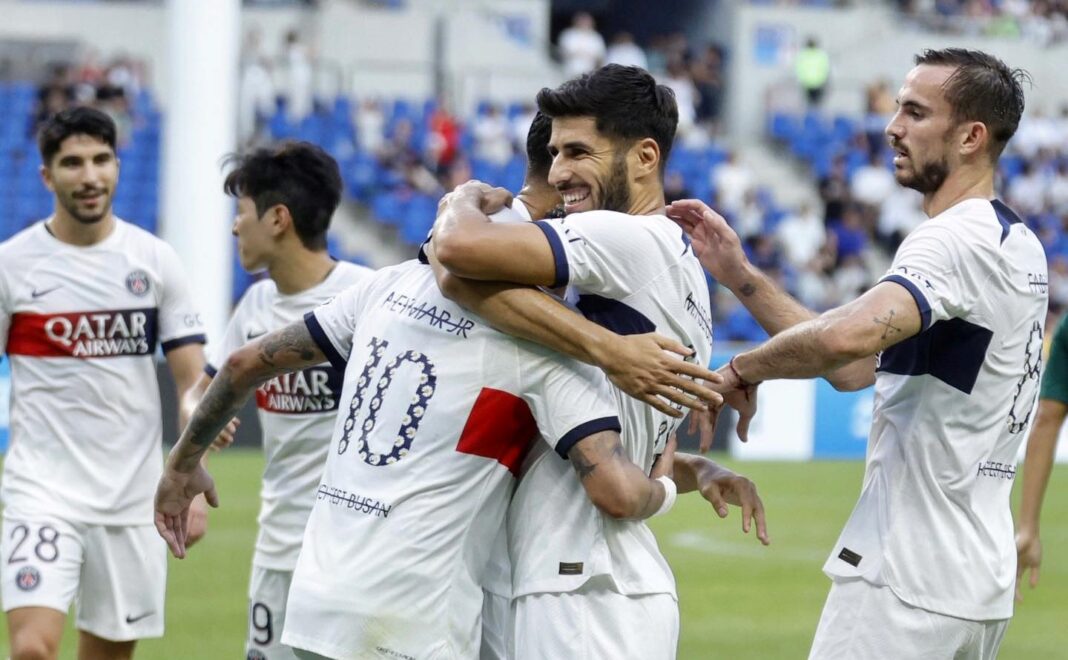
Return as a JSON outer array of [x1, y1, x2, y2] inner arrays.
[[631, 137, 661, 179], [266, 204, 293, 238], [958, 121, 988, 159], [39, 164, 54, 193]]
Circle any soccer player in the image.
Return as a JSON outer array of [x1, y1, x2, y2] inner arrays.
[[154, 249, 718, 657], [676, 49, 1042, 658], [183, 142, 371, 660], [1015, 311, 1067, 601], [430, 64, 769, 659], [0, 107, 207, 660]]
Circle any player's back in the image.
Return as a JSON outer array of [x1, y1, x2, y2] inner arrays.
[[827, 198, 1048, 620], [0, 220, 204, 525], [509, 210, 713, 600], [283, 260, 618, 660]]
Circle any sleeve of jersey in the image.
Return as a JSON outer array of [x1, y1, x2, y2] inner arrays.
[[205, 295, 250, 378], [1040, 316, 1068, 404], [520, 352, 620, 458], [0, 273, 10, 361], [877, 224, 972, 332], [303, 282, 367, 372], [535, 212, 673, 298], [157, 244, 207, 352]]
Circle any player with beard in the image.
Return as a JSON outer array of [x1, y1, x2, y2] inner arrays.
[[672, 49, 1044, 659], [0, 107, 207, 659], [430, 64, 769, 659]]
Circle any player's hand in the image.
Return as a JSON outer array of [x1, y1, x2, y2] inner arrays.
[[651, 434, 677, 480], [1015, 528, 1042, 601], [185, 494, 209, 548], [666, 199, 751, 290], [210, 417, 241, 452], [596, 333, 723, 417], [713, 364, 759, 443], [444, 180, 514, 216], [154, 463, 219, 559], [686, 406, 720, 452], [697, 466, 770, 545]]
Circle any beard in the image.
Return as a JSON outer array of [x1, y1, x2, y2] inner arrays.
[[598, 152, 632, 214], [897, 157, 949, 194], [58, 191, 111, 224]]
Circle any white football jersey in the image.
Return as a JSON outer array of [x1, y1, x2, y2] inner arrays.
[[0, 220, 205, 525], [824, 198, 1048, 620], [508, 210, 714, 599], [207, 261, 371, 571], [282, 260, 620, 660]]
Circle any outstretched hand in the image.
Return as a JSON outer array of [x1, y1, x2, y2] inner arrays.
[[154, 462, 219, 559], [1015, 529, 1042, 601], [599, 333, 723, 417], [697, 466, 770, 546], [666, 199, 750, 288]]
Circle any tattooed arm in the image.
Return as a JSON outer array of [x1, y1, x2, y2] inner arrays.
[[155, 321, 326, 557], [566, 431, 671, 520], [721, 281, 923, 388]]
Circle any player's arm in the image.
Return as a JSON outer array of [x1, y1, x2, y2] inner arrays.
[[156, 321, 326, 558], [426, 239, 722, 416], [667, 199, 875, 392], [672, 452, 769, 545], [1015, 398, 1065, 600], [724, 280, 922, 388], [567, 431, 674, 520], [433, 181, 560, 286]]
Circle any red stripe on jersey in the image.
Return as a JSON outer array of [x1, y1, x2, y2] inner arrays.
[[6, 309, 158, 358], [456, 387, 537, 476]]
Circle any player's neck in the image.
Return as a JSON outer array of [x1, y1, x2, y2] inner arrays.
[[922, 164, 995, 218], [269, 248, 336, 295], [628, 187, 667, 217], [46, 209, 116, 247]]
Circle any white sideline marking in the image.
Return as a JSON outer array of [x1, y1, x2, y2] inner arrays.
[[669, 530, 826, 563]]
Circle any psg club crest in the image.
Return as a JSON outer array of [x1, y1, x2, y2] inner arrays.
[[125, 270, 151, 297], [15, 566, 40, 591]]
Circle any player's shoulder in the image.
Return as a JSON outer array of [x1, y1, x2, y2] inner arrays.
[[332, 260, 375, 286], [556, 210, 684, 241], [0, 221, 48, 257], [114, 219, 179, 259]]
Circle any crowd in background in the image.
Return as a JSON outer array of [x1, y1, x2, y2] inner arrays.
[[897, 0, 1068, 45]]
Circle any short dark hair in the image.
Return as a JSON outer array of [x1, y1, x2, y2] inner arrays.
[[525, 111, 553, 180], [914, 48, 1028, 160], [536, 64, 678, 173], [37, 106, 117, 166], [223, 141, 342, 250]]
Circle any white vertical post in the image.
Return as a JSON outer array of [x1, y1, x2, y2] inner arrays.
[[161, 0, 241, 345]]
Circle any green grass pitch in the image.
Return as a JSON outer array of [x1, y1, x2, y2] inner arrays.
[[2, 451, 1065, 658]]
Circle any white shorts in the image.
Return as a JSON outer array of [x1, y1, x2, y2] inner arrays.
[[0, 514, 166, 641], [809, 578, 1010, 660], [512, 578, 678, 660], [247, 566, 300, 660], [480, 589, 511, 660]]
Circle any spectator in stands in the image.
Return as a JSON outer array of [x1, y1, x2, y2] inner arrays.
[[692, 45, 725, 131], [33, 63, 75, 134], [511, 102, 537, 153], [428, 99, 461, 174], [1008, 160, 1048, 216], [281, 29, 314, 123], [356, 98, 385, 155], [818, 155, 851, 223], [558, 12, 606, 77], [1048, 160, 1068, 214], [795, 36, 830, 107], [103, 54, 142, 103], [776, 201, 828, 270], [712, 150, 755, 215], [851, 151, 896, 211], [830, 203, 869, 266], [733, 189, 766, 243], [74, 48, 104, 103], [605, 32, 648, 70], [878, 186, 926, 250], [96, 84, 133, 147], [238, 29, 275, 146], [377, 117, 438, 195], [664, 171, 692, 204], [472, 104, 514, 166], [662, 58, 699, 136]]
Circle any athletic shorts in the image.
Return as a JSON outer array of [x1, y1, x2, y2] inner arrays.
[[480, 589, 512, 660], [512, 577, 678, 660], [246, 566, 300, 660], [809, 578, 1010, 660], [0, 514, 166, 641]]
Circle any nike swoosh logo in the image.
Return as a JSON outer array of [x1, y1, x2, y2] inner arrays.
[[31, 286, 62, 299], [246, 330, 267, 341], [125, 611, 154, 624]]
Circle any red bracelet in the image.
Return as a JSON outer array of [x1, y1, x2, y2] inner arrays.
[[729, 355, 760, 389]]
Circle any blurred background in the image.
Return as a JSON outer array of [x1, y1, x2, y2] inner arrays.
[[0, 0, 1066, 657]]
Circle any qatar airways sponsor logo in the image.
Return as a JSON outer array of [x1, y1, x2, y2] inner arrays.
[[256, 366, 342, 414], [8, 308, 157, 358]]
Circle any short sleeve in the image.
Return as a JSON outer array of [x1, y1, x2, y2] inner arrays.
[[304, 279, 373, 372], [535, 212, 682, 298], [206, 292, 253, 377], [878, 224, 972, 332], [1040, 315, 1068, 404], [157, 243, 207, 352], [518, 349, 620, 458], [0, 270, 10, 360]]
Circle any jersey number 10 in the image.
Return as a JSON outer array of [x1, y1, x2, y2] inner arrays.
[[337, 336, 437, 466]]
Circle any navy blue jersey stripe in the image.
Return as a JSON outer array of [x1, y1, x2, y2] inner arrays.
[[881, 274, 933, 331], [576, 294, 657, 336], [161, 333, 207, 353], [533, 221, 570, 289], [877, 317, 993, 394], [991, 199, 1023, 245], [555, 416, 623, 458], [303, 311, 347, 372]]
